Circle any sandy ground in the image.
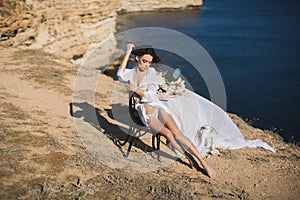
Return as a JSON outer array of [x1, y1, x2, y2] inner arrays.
[[0, 46, 299, 199]]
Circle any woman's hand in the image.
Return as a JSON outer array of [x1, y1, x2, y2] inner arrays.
[[126, 43, 135, 54], [120, 43, 135, 71], [127, 82, 137, 92], [128, 84, 147, 97]]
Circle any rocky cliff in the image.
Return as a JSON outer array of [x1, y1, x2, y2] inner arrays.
[[0, 0, 119, 61], [120, 0, 202, 12], [0, 0, 202, 68]]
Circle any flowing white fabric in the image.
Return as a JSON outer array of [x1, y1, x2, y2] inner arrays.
[[117, 67, 276, 156], [160, 90, 276, 156]]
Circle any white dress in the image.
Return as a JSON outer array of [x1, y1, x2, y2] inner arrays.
[[117, 67, 276, 156]]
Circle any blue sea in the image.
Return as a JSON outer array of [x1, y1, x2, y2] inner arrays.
[[116, 0, 300, 143]]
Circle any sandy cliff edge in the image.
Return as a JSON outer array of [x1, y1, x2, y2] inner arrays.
[[0, 47, 299, 199]]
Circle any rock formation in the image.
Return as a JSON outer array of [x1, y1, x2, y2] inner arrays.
[[0, 0, 202, 68], [0, 0, 119, 61], [120, 0, 202, 12]]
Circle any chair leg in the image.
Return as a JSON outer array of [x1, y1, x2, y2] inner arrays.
[[121, 123, 135, 157], [152, 135, 156, 150], [119, 134, 130, 146], [152, 134, 161, 150], [124, 123, 161, 159], [156, 134, 161, 161], [125, 135, 136, 158], [157, 134, 161, 150], [152, 134, 161, 161]]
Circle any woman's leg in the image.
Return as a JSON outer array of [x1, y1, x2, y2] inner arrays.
[[147, 117, 186, 156], [158, 109, 216, 178], [144, 104, 194, 168]]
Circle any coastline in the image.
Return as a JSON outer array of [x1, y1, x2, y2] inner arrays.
[[1, 0, 299, 199]]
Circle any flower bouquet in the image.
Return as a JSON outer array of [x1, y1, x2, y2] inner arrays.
[[157, 69, 186, 100]]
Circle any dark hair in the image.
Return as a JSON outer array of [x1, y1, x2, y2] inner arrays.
[[132, 45, 162, 63]]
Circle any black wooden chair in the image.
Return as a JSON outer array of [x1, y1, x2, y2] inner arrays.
[[119, 92, 161, 160]]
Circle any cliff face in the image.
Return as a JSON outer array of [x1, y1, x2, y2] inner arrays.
[[120, 0, 202, 12], [0, 0, 202, 64], [0, 0, 119, 60]]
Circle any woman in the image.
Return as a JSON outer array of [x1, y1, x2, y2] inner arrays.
[[117, 43, 216, 178]]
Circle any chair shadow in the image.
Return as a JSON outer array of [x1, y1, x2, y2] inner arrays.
[[69, 101, 190, 166]]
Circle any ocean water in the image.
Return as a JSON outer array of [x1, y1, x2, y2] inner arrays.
[[116, 0, 300, 143]]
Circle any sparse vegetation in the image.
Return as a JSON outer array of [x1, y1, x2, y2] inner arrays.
[[21, 66, 73, 95], [0, 102, 30, 120], [0, 47, 299, 200]]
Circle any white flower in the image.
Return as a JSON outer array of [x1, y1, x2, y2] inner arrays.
[[157, 73, 166, 86], [156, 70, 186, 96]]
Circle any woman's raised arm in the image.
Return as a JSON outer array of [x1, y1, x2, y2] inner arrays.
[[119, 43, 135, 72]]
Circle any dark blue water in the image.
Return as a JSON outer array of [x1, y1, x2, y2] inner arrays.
[[116, 0, 300, 143]]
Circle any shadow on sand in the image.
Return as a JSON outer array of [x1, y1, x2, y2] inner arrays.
[[69, 101, 191, 168]]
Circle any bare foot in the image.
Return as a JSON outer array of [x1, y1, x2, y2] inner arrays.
[[185, 153, 216, 178], [198, 157, 217, 178], [205, 165, 216, 178]]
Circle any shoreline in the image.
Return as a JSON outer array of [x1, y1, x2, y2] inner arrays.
[[1, 0, 299, 198]]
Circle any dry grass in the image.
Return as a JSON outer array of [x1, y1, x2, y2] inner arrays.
[[21, 66, 73, 95], [1, 49, 77, 95], [0, 100, 69, 199], [0, 102, 30, 120], [11, 49, 61, 66], [1, 47, 299, 200]]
